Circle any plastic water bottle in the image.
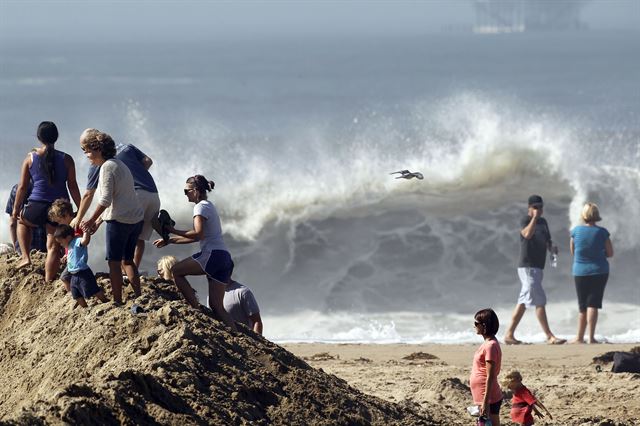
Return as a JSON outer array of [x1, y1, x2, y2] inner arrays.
[[550, 253, 558, 268]]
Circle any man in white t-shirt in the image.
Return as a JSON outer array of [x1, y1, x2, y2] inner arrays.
[[216, 280, 263, 335]]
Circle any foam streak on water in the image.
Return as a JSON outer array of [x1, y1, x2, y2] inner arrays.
[[265, 302, 640, 344]]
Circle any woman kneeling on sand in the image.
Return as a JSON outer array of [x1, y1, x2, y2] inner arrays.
[[154, 175, 236, 331]]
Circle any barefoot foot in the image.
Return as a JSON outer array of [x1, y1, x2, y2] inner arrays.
[[15, 259, 31, 270]]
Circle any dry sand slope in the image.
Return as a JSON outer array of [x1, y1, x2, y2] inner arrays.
[[0, 253, 440, 425]]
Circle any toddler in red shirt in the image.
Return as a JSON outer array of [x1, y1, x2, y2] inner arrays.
[[502, 371, 552, 426]]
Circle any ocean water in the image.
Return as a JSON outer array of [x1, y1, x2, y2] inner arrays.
[[1, 32, 638, 343]]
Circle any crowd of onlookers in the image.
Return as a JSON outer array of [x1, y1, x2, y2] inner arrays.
[[5, 121, 262, 334]]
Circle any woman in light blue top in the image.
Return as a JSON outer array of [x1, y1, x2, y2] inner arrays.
[[154, 175, 237, 331], [569, 202, 613, 344]]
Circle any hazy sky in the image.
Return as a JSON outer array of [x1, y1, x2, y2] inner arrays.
[[0, 0, 638, 42]]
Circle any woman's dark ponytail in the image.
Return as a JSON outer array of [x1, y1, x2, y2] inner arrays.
[[37, 121, 58, 185], [186, 175, 215, 199]]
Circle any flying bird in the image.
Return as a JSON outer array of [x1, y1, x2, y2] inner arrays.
[[390, 170, 424, 180]]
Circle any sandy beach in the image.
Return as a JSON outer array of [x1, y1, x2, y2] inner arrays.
[[284, 342, 640, 425]]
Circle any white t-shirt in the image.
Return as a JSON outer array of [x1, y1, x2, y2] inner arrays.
[[193, 199, 227, 252], [97, 158, 144, 224], [222, 281, 260, 328]]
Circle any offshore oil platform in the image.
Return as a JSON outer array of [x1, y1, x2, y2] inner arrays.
[[473, 0, 590, 34]]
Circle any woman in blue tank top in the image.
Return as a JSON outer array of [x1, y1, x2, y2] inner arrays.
[[12, 121, 81, 282], [569, 202, 614, 344]]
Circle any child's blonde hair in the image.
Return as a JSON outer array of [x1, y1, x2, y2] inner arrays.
[[48, 198, 74, 222], [502, 370, 523, 387], [157, 255, 177, 280]]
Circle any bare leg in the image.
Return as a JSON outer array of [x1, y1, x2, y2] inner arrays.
[[62, 279, 71, 292], [571, 310, 587, 343], [133, 239, 145, 269], [504, 303, 526, 344], [587, 307, 599, 343], [109, 260, 124, 304], [122, 260, 141, 297], [174, 275, 199, 307], [9, 216, 18, 251], [16, 221, 33, 268], [170, 257, 207, 308], [535, 305, 554, 339], [76, 297, 88, 308], [489, 412, 500, 426], [536, 306, 565, 344], [208, 278, 237, 331], [44, 226, 61, 282], [95, 290, 109, 303]]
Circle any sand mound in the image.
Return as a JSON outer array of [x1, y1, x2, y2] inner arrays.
[[0, 254, 435, 425], [415, 377, 470, 406]]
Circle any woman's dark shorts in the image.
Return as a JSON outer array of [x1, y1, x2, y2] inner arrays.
[[192, 250, 234, 283], [488, 399, 502, 415], [105, 220, 143, 262], [574, 273, 608, 311], [21, 200, 55, 227], [71, 268, 101, 300]]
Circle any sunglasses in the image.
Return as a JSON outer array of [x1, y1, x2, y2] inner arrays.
[[474, 321, 483, 327], [184, 188, 194, 195]]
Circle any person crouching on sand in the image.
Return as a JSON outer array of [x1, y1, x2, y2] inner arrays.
[[153, 175, 237, 331], [470, 308, 503, 426], [54, 225, 108, 308], [502, 371, 552, 426]]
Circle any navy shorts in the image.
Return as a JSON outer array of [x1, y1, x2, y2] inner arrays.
[[105, 220, 143, 262], [192, 250, 234, 283], [21, 200, 56, 227], [575, 273, 608, 311], [60, 266, 71, 283], [71, 268, 101, 299]]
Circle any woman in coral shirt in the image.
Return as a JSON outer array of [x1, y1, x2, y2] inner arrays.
[[470, 308, 503, 426]]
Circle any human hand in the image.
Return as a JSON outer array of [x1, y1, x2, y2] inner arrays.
[[61, 255, 68, 264], [69, 217, 79, 229], [552, 245, 558, 255], [153, 238, 168, 248], [80, 219, 94, 233]]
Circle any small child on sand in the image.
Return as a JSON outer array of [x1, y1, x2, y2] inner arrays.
[[502, 371, 552, 426], [48, 198, 81, 292], [54, 224, 108, 308]]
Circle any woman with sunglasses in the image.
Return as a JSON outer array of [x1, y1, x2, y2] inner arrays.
[[470, 308, 503, 426], [154, 175, 237, 331]]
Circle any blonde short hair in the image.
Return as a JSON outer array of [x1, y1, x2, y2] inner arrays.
[[581, 202, 602, 223], [502, 370, 522, 387], [80, 128, 116, 159], [48, 198, 74, 222], [157, 255, 177, 280]]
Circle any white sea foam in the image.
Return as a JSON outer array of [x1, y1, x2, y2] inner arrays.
[[265, 302, 640, 344]]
